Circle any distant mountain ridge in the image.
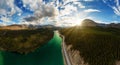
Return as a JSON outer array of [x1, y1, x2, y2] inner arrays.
[[0, 24, 61, 30], [81, 19, 120, 28], [0, 24, 28, 30], [107, 23, 120, 28], [1, 19, 120, 29]]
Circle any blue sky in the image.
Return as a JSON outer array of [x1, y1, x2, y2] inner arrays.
[[0, 0, 120, 26]]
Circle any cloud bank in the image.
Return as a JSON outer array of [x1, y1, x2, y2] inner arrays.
[[24, 4, 56, 22], [0, 0, 101, 26]]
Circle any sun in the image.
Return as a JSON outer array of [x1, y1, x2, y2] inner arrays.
[[67, 17, 83, 26], [57, 13, 87, 27]]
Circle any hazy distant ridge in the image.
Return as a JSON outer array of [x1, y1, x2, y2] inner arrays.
[[81, 19, 120, 28]]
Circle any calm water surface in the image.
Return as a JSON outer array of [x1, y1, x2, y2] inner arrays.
[[0, 31, 64, 65]]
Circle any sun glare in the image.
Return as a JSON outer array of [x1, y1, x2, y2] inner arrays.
[[68, 17, 83, 26]]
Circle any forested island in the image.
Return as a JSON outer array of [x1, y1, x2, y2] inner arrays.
[[0, 27, 54, 54]]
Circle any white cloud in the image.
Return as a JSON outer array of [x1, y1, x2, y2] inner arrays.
[[0, 22, 7, 26], [22, 0, 43, 11], [103, 0, 120, 16], [60, 4, 77, 16], [23, 3, 58, 22], [0, 9, 7, 15], [57, 11, 90, 26], [0, 17, 11, 23], [84, 9, 101, 12], [112, 6, 120, 16], [59, 1, 85, 16], [84, 0, 94, 2], [74, 2, 85, 8], [0, 0, 88, 26], [22, 0, 85, 26], [0, 0, 23, 24], [64, 0, 79, 3], [21, 0, 88, 26], [0, 0, 22, 16]]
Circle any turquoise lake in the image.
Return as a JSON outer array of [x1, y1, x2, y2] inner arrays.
[[0, 31, 64, 65]]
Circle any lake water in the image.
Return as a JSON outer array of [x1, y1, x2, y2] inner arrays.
[[0, 31, 64, 65]]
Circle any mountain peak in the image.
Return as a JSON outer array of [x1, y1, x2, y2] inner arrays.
[[81, 19, 97, 27]]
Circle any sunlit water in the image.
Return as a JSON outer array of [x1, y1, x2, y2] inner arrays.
[[0, 31, 64, 65]]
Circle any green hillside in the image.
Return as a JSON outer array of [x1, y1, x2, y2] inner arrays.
[[0, 28, 53, 54], [60, 26, 120, 65]]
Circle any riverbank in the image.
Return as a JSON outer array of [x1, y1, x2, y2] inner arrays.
[[59, 31, 87, 65], [0, 31, 64, 65]]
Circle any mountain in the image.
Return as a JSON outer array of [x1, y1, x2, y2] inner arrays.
[[0, 24, 62, 31], [107, 23, 120, 28], [81, 19, 97, 27], [0, 24, 28, 30], [81, 19, 120, 29]]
